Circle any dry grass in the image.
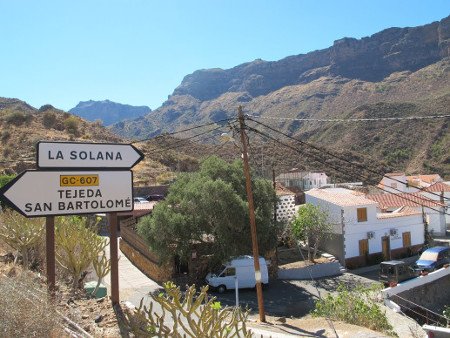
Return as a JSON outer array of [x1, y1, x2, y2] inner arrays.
[[0, 268, 64, 337]]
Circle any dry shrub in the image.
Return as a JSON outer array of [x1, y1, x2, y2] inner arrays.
[[0, 270, 64, 337]]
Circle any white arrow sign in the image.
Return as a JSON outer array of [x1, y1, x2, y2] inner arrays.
[[0, 170, 133, 217], [37, 141, 144, 169]]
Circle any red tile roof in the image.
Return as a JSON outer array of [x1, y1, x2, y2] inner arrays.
[[407, 174, 442, 184], [423, 182, 450, 192], [366, 193, 444, 209], [275, 182, 295, 196]]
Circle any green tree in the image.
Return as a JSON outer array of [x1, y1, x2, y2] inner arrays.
[[291, 204, 332, 262], [137, 156, 278, 265], [0, 175, 15, 210]]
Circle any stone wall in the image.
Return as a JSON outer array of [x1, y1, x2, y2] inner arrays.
[[119, 239, 173, 283], [397, 274, 450, 313]]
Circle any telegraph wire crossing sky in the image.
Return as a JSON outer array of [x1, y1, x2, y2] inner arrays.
[[0, 1, 449, 112]]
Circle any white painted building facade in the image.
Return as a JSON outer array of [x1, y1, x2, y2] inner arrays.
[[378, 172, 443, 194], [276, 170, 329, 191], [306, 188, 425, 267]]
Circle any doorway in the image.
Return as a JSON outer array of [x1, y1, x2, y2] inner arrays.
[[382, 236, 391, 260]]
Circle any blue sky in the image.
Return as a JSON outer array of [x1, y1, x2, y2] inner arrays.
[[1, 1, 449, 111]]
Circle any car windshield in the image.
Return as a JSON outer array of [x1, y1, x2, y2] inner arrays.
[[380, 265, 395, 275], [215, 265, 226, 275], [418, 252, 438, 261]]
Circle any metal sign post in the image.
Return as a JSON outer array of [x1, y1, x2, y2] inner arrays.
[[108, 213, 119, 305], [46, 216, 55, 294], [0, 141, 144, 305]]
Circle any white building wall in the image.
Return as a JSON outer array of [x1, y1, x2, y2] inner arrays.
[[379, 175, 409, 193], [422, 191, 450, 226], [343, 213, 424, 259], [305, 194, 343, 234]]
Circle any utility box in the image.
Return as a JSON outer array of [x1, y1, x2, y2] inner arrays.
[[84, 281, 107, 299]]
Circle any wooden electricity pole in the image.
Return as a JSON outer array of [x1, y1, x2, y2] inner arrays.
[[238, 106, 266, 323]]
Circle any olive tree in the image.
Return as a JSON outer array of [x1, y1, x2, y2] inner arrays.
[[137, 156, 278, 266], [290, 204, 332, 262]]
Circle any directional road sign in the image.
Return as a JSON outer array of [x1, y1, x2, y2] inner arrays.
[[0, 170, 133, 217], [37, 141, 144, 170]]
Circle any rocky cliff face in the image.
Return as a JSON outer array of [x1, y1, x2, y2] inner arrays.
[[70, 100, 151, 126], [110, 16, 450, 177], [172, 16, 449, 101]]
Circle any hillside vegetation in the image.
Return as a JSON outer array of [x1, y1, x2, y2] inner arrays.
[[111, 15, 450, 178]]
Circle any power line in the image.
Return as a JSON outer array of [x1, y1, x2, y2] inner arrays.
[[247, 117, 450, 202], [144, 125, 226, 157], [246, 124, 449, 215], [132, 118, 235, 144], [247, 114, 450, 123]]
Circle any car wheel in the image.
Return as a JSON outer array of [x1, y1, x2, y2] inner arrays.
[[217, 285, 226, 294]]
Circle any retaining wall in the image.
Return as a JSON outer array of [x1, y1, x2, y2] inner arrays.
[[277, 261, 342, 280]]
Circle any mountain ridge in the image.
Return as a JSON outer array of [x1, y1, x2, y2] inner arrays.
[[70, 99, 151, 126], [110, 15, 450, 177]]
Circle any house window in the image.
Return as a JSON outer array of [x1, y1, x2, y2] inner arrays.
[[357, 208, 367, 222]]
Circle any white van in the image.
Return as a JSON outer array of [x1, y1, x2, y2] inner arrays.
[[205, 255, 269, 293]]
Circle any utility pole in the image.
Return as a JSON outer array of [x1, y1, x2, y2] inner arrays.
[[238, 106, 266, 323]]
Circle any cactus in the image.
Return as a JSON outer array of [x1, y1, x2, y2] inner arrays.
[[125, 282, 252, 337], [0, 211, 44, 269], [55, 216, 109, 291], [91, 249, 111, 297]]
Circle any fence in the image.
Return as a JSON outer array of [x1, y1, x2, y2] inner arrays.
[[120, 218, 160, 265]]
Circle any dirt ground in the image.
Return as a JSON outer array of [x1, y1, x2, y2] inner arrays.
[[248, 315, 389, 337], [0, 242, 391, 338]]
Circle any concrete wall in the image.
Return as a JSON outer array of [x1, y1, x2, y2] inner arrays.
[[383, 266, 450, 314], [278, 262, 342, 280], [320, 233, 345, 265]]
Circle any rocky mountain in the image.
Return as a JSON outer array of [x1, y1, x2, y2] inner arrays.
[[70, 100, 151, 126], [111, 15, 450, 178]]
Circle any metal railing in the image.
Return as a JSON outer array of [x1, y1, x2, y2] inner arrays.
[[389, 293, 449, 327]]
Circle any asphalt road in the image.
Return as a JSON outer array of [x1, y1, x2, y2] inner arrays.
[[210, 272, 378, 318]]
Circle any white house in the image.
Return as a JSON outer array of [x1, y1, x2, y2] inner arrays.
[[306, 188, 425, 268], [275, 183, 296, 223], [276, 169, 329, 191], [367, 191, 447, 236], [378, 172, 443, 194], [422, 182, 450, 226]]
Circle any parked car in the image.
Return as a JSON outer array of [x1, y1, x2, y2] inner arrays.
[[205, 256, 269, 293], [133, 197, 149, 204], [413, 246, 450, 273], [145, 194, 164, 201], [379, 260, 417, 286]]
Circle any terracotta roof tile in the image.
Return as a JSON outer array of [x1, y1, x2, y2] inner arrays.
[[275, 182, 295, 196], [406, 174, 442, 184], [423, 182, 450, 192], [366, 193, 444, 208]]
